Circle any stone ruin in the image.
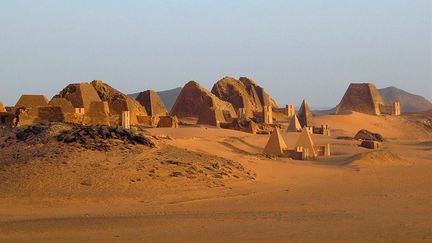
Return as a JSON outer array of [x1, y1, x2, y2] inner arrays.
[[171, 81, 237, 122], [263, 127, 331, 159], [15, 95, 49, 109], [135, 90, 169, 117], [0, 101, 5, 113], [157, 116, 179, 128], [298, 99, 314, 128], [336, 83, 401, 116]]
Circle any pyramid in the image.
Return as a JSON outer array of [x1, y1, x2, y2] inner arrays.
[[197, 106, 226, 127], [295, 128, 317, 157], [287, 114, 302, 132], [263, 127, 287, 156], [298, 99, 314, 128], [55, 83, 102, 111], [48, 98, 75, 113], [135, 90, 168, 117], [171, 81, 237, 119], [336, 83, 384, 115], [15, 95, 49, 109]]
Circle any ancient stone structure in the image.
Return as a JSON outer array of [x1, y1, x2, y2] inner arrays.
[[121, 111, 131, 129], [287, 114, 302, 132], [197, 107, 227, 127], [91, 80, 148, 125], [298, 99, 314, 128], [263, 127, 287, 156], [220, 118, 258, 134], [157, 116, 179, 128], [313, 125, 331, 136], [295, 128, 317, 158], [0, 101, 5, 112], [211, 76, 278, 118], [15, 95, 49, 109], [48, 98, 75, 113], [239, 77, 278, 108], [55, 83, 102, 112], [263, 106, 273, 124], [171, 81, 237, 119], [286, 104, 295, 117], [135, 90, 169, 117], [237, 108, 247, 119], [336, 83, 400, 116], [361, 140, 381, 149]]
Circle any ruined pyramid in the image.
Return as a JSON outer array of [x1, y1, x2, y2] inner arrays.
[[287, 114, 302, 132], [295, 128, 317, 158], [135, 90, 169, 117], [336, 83, 385, 115], [298, 99, 314, 128], [15, 95, 49, 109], [170, 81, 237, 119], [263, 127, 287, 156]]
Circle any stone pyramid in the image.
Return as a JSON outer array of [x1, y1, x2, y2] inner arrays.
[[135, 90, 168, 117], [48, 98, 75, 113], [263, 127, 287, 156], [15, 95, 49, 109], [298, 99, 314, 128], [295, 128, 317, 157], [336, 83, 385, 115], [55, 83, 102, 111], [287, 114, 302, 132], [197, 106, 226, 127]]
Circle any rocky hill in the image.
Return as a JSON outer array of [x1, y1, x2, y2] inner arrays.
[[378, 86, 432, 112]]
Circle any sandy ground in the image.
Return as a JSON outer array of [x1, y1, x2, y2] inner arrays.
[[0, 112, 431, 242]]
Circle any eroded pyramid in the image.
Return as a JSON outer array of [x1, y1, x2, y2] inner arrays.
[[15, 95, 49, 109], [170, 81, 237, 119], [135, 90, 168, 117], [336, 83, 385, 115]]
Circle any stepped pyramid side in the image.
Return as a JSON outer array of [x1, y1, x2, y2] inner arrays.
[[336, 83, 385, 115], [287, 114, 302, 132]]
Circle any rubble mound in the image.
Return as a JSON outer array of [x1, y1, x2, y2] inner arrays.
[[220, 118, 259, 134], [336, 83, 385, 115], [91, 80, 148, 122], [350, 150, 410, 166], [171, 81, 237, 119], [56, 125, 155, 150], [354, 129, 384, 142]]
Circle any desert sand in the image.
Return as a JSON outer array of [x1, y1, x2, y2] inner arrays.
[[0, 112, 431, 242]]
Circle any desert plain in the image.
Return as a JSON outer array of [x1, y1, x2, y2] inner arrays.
[[0, 109, 431, 242]]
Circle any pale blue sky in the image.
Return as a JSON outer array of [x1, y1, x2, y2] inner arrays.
[[0, 0, 431, 107]]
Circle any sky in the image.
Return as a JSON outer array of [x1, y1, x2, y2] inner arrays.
[[0, 0, 431, 107]]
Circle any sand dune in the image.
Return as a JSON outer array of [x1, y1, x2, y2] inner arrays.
[[1, 112, 431, 242]]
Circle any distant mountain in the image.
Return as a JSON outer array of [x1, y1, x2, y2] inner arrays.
[[378, 87, 432, 112], [129, 87, 182, 112]]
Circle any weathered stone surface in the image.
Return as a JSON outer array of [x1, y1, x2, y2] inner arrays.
[[360, 140, 381, 149], [263, 127, 287, 156], [90, 80, 148, 124], [298, 99, 314, 128], [157, 116, 179, 128], [239, 77, 278, 108], [197, 107, 227, 127], [211, 77, 263, 118], [135, 90, 168, 117], [0, 101, 5, 112], [55, 83, 102, 111], [48, 98, 75, 113], [354, 129, 384, 142], [211, 77, 279, 118], [171, 81, 237, 119], [15, 95, 49, 109], [336, 83, 385, 115]]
